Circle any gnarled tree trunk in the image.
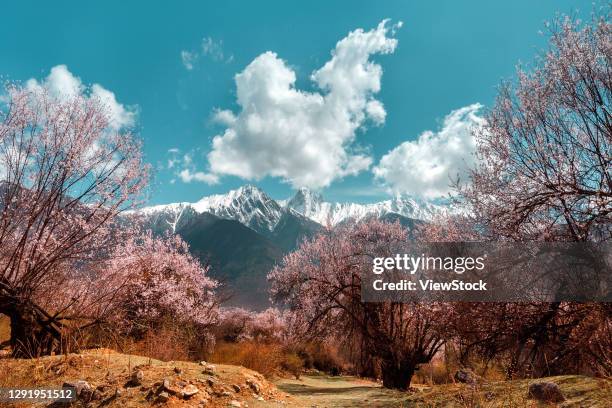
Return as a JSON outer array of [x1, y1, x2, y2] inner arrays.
[[0, 295, 64, 358], [380, 359, 416, 390]]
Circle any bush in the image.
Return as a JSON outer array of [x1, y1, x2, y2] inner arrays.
[[210, 341, 289, 378], [0, 315, 10, 346], [414, 360, 452, 385], [298, 343, 345, 374], [281, 353, 304, 379]]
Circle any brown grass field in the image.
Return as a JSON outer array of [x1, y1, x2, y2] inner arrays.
[[0, 347, 610, 407]]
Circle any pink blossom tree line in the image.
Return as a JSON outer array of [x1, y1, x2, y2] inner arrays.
[[426, 10, 611, 378], [269, 10, 611, 387]]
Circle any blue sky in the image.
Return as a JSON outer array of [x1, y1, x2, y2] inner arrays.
[[0, 0, 589, 205]]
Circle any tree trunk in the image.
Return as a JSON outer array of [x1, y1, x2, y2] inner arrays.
[[2, 300, 61, 358], [381, 359, 416, 390]]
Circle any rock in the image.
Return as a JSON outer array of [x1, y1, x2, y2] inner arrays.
[[203, 365, 216, 375], [159, 378, 182, 396], [157, 391, 170, 403], [246, 379, 260, 393], [91, 389, 103, 401], [79, 387, 94, 401], [128, 370, 144, 386], [256, 396, 265, 401], [176, 380, 187, 388], [528, 382, 565, 403], [174, 366, 183, 374], [63, 380, 93, 401], [221, 390, 232, 397], [182, 384, 199, 399], [199, 361, 208, 366], [454, 369, 480, 384], [229, 401, 241, 407], [206, 378, 216, 387], [232, 384, 241, 393]]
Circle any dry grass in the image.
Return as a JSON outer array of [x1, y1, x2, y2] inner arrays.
[[0, 348, 289, 407], [275, 374, 611, 407], [414, 359, 507, 386], [406, 375, 611, 407], [126, 326, 193, 362], [0, 348, 609, 407], [210, 341, 304, 379], [0, 314, 10, 345]]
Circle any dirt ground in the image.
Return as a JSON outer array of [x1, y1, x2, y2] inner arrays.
[[0, 348, 289, 407], [0, 349, 609, 407], [275, 374, 611, 407]]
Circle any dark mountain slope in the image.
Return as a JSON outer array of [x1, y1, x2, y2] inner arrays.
[[177, 212, 283, 309]]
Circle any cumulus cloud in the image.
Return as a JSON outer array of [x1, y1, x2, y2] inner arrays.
[[373, 104, 485, 198], [25, 65, 135, 130], [205, 20, 400, 189]]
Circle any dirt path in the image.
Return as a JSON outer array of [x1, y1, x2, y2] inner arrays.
[[274, 375, 424, 407], [274, 374, 611, 408]]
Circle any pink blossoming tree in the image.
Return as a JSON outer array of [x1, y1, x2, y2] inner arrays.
[[269, 220, 450, 389], [460, 12, 611, 242], [424, 11, 612, 378], [0, 85, 217, 357]]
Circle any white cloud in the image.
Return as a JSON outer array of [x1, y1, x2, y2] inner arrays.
[[178, 168, 219, 184], [90, 84, 135, 130], [180, 36, 233, 70], [212, 109, 236, 126], [202, 37, 229, 62], [25, 65, 135, 130], [181, 51, 195, 70], [205, 20, 400, 189], [165, 148, 218, 184], [373, 104, 485, 199]]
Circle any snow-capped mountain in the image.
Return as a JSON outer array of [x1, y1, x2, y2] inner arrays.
[[135, 185, 456, 308], [137, 184, 453, 233], [138, 185, 284, 234], [285, 187, 450, 226]]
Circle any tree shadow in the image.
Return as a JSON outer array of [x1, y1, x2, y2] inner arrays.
[[277, 382, 379, 396]]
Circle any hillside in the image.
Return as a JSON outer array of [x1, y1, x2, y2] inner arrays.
[[177, 213, 284, 308], [0, 349, 289, 407]]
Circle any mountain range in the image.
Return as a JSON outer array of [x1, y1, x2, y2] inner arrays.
[[137, 185, 453, 308]]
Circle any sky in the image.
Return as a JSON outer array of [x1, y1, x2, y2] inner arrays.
[[0, 0, 590, 205]]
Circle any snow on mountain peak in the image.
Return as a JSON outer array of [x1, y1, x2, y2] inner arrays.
[[137, 184, 455, 234], [284, 187, 450, 226], [286, 187, 324, 215], [191, 184, 282, 232]]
